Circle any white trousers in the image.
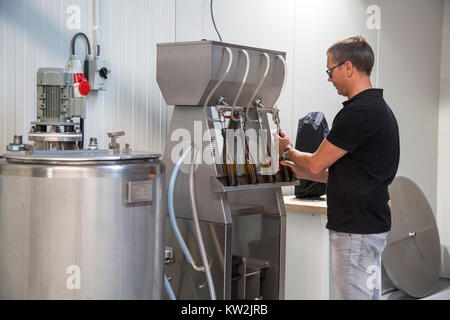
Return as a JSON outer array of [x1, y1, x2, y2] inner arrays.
[[329, 230, 388, 300]]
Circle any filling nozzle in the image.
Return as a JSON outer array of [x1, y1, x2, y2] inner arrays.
[[237, 111, 246, 130], [245, 98, 263, 124], [273, 109, 281, 133], [254, 98, 281, 132], [254, 97, 273, 113], [254, 97, 265, 110], [216, 96, 233, 123], [253, 98, 273, 127], [257, 111, 264, 128], [217, 96, 229, 107], [217, 109, 227, 130]]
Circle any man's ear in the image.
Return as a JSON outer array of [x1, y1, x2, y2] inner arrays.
[[344, 61, 354, 77]]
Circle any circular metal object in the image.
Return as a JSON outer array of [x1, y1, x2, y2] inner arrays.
[[31, 121, 79, 126], [28, 132, 82, 142], [2, 149, 161, 164], [382, 176, 441, 298], [6, 144, 24, 152]]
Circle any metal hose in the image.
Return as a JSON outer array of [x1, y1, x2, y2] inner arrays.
[[167, 142, 216, 299], [272, 55, 288, 120], [203, 47, 233, 122], [246, 52, 270, 123], [164, 274, 176, 300], [168, 142, 200, 269], [231, 49, 250, 121], [188, 149, 216, 300], [70, 32, 92, 57]]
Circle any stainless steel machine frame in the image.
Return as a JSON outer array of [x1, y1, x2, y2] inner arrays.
[[158, 41, 295, 300]]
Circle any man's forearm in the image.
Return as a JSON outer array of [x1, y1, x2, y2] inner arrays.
[[282, 158, 328, 183], [301, 167, 328, 183], [279, 136, 346, 179], [286, 149, 320, 175], [284, 148, 328, 183], [313, 169, 328, 183], [280, 138, 346, 182]]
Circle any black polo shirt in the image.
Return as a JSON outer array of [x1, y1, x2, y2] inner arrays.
[[325, 88, 400, 234]]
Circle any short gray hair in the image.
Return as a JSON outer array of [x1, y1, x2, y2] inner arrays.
[[327, 35, 374, 76]]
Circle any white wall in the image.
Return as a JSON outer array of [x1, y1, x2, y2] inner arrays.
[[379, 0, 442, 215], [175, 0, 443, 213], [438, 0, 450, 278], [285, 211, 329, 299], [0, 0, 175, 154]]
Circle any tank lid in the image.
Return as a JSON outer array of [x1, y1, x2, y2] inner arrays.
[[2, 150, 161, 163]]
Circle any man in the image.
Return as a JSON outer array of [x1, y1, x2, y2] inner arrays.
[[277, 35, 400, 300]]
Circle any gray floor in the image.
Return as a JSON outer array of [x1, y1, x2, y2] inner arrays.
[[382, 278, 450, 300]]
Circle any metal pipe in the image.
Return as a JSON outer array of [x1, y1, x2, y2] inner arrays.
[[78, 118, 84, 150], [214, 105, 246, 112], [92, 0, 99, 57]]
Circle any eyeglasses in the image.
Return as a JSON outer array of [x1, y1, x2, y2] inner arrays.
[[326, 62, 345, 78]]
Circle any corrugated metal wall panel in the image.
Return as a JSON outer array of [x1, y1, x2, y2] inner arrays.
[[0, 0, 175, 153], [0, 0, 5, 148], [83, 0, 175, 154], [3, 0, 18, 150]]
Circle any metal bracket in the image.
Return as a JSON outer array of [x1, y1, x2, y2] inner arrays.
[[210, 176, 299, 193], [107, 131, 125, 154]]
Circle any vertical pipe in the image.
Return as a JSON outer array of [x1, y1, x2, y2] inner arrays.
[[92, 0, 99, 57], [79, 118, 84, 149]]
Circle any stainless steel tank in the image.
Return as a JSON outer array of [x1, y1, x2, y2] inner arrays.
[[0, 150, 164, 299]]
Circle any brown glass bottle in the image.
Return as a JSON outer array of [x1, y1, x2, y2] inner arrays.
[[240, 121, 258, 184], [222, 128, 237, 186], [279, 131, 294, 182], [244, 145, 258, 184]]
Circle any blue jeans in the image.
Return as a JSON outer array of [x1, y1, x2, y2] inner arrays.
[[329, 230, 388, 300]]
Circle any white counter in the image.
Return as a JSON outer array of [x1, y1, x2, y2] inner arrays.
[[284, 196, 330, 299]]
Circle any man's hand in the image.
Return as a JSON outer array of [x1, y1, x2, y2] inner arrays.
[[280, 160, 306, 179], [277, 130, 293, 154]]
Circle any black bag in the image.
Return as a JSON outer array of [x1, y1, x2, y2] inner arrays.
[[294, 112, 329, 199]]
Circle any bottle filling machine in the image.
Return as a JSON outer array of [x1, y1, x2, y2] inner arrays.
[[157, 40, 297, 300]]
